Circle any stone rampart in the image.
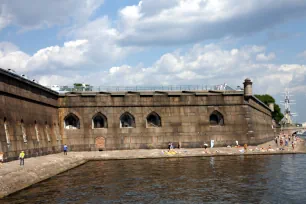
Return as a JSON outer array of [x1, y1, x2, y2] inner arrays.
[[245, 97, 275, 144], [58, 91, 274, 151], [0, 69, 62, 161], [0, 67, 275, 160]]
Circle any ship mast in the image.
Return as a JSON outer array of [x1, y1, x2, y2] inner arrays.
[[280, 89, 297, 125]]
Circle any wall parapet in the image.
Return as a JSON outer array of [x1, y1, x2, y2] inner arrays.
[[0, 68, 58, 96]]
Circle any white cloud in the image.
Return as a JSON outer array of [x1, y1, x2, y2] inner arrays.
[[47, 0, 306, 51], [256, 52, 276, 61], [109, 65, 131, 75], [2, 40, 304, 96], [117, 0, 306, 46], [0, 4, 13, 30], [65, 17, 138, 64], [27, 40, 89, 71], [0, 42, 29, 70], [0, 40, 89, 73], [298, 50, 306, 59], [27, 43, 304, 97], [0, 0, 104, 31]]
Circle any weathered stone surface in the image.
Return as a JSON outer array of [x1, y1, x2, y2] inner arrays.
[[1, 68, 276, 161]]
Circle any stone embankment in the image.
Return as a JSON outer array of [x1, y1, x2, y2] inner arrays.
[[0, 139, 305, 198]]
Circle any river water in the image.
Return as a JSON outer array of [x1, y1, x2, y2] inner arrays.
[[2, 154, 306, 204]]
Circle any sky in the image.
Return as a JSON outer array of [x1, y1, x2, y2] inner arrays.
[[0, 0, 306, 122]]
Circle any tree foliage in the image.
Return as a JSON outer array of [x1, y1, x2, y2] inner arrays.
[[255, 94, 284, 123], [74, 83, 83, 87]]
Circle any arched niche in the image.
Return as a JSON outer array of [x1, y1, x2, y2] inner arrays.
[[146, 112, 162, 127], [92, 113, 108, 128], [120, 112, 136, 128], [209, 110, 224, 126], [64, 113, 80, 129]]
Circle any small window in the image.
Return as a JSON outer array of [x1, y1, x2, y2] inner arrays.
[[64, 113, 80, 129], [147, 112, 162, 127], [120, 112, 136, 128], [92, 113, 108, 128], [209, 111, 224, 126]]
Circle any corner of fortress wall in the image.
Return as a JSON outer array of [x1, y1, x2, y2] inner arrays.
[[0, 68, 275, 161], [0, 68, 63, 161]]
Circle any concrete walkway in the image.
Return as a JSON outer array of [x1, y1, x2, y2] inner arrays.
[[0, 139, 305, 198]]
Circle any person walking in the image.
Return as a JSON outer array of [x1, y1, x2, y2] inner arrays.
[[244, 144, 248, 152], [204, 143, 208, 150], [19, 151, 25, 166], [285, 139, 288, 147], [280, 138, 283, 146], [63, 144, 68, 155], [170, 142, 174, 150], [275, 137, 278, 145]]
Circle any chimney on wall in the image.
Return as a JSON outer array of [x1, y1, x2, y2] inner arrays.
[[243, 78, 253, 97], [268, 103, 274, 112]]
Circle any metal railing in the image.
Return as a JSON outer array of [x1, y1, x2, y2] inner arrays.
[[49, 84, 237, 92]]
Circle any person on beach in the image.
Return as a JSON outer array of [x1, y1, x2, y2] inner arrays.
[[275, 137, 278, 144], [292, 141, 295, 150], [19, 151, 25, 166], [170, 142, 174, 150], [0, 152, 4, 165], [204, 143, 208, 149], [168, 142, 171, 151], [280, 138, 283, 146], [244, 144, 248, 152], [63, 144, 68, 155]]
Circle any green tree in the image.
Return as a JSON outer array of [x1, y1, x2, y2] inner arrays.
[[254, 94, 284, 123]]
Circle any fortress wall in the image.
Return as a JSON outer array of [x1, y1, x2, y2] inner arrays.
[[58, 93, 270, 150], [0, 69, 61, 161], [246, 97, 275, 144], [0, 68, 275, 161]]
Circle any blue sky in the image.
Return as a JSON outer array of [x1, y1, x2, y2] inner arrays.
[[0, 0, 306, 122]]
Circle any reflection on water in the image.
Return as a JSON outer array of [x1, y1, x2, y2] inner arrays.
[[2, 155, 306, 204]]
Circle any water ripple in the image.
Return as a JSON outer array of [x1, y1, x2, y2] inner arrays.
[[1, 155, 306, 203]]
